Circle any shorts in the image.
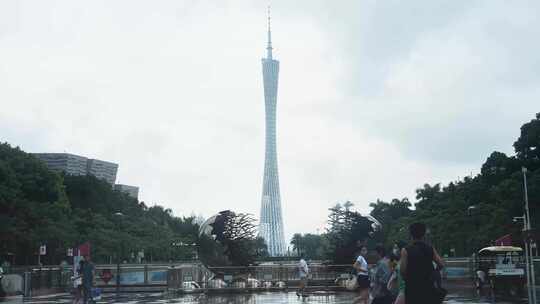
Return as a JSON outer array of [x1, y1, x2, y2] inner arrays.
[[357, 275, 370, 289]]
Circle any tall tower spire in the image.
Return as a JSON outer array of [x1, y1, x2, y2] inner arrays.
[[266, 6, 273, 59], [259, 6, 285, 256]]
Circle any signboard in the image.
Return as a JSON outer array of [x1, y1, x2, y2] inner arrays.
[[148, 270, 167, 283], [101, 269, 113, 284], [78, 242, 90, 257], [67, 248, 74, 257], [445, 267, 468, 279], [495, 234, 512, 246], [489, 268, 525, 276], [39, 245, 46, 256], [120, 271, 145, 285]]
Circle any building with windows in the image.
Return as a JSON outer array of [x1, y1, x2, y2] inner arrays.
[[114, 184, 139, 199], [33, 153, 118, 184], [86, 159, 118, 185], [32, 153, 88, 176]]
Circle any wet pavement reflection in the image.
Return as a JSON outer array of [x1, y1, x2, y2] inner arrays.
[[2, 288, 530, 304]]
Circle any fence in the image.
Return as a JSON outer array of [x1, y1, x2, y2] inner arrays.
[[208, 263, 352, 283], [93, 264, 169, 287], [442, 258, 472, 280], [167, 263, 362, 292], [7, 264, 171, 296], [6, 258, 540, 296], [3, 266, 72, 297]]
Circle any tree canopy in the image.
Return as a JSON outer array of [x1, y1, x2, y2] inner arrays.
[[324, 203, 380, 264], [0, 143, 200, 265], [369, 113, 540, 257]]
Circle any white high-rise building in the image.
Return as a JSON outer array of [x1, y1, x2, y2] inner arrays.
[[259, 12, 286, 256], [33, 153, 118, 184], [32, 153, 88, 176], [86, 159, 118, 185]]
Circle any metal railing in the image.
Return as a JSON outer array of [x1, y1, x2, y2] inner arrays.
[[9, 257, 540, 296], [167, 263, 357, 292]]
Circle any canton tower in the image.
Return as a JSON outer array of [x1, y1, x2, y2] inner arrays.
[[259, 11, 286, 256]]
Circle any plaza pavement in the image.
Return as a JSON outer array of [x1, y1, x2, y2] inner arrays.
[[0, 288, 530, 304]]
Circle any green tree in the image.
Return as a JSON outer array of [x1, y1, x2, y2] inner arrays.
[[374, 114, 540, 256], [0, 143, 71, 264], [325, 203, 377, 264], [290, 233, 302, 256], [514, 113, 540, 170], [0, 142, 201, 265], [369, 198, 411, 247], [289, 233, 327, 260]]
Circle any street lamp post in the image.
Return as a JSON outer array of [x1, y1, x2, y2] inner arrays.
[[467, 205, 480, 257], [522, 167, 537, 304], [515, 216, 532, 303], [467, 205, 476, 255], [113, 212, 124, 295], [523, 167, 532, 231]]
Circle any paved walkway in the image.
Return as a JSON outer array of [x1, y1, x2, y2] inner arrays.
[[1, 289, 531, 304]]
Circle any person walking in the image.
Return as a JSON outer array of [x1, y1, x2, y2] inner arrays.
[[371, 245, 393, 304], [400, 223, 444, 304], [297, 255, 309, 297], [81, 255, 95, 304], [72, 260, 84, 304], [388, 242, 406, 304], [353, 245, 370, 304]]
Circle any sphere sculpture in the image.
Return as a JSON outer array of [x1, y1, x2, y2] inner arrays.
[[364, 215, 383, 237], [198, 210, 265, 268]]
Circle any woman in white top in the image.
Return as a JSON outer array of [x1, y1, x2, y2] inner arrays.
[[72, 261, 84, 304], [353, 245, 370, 304]]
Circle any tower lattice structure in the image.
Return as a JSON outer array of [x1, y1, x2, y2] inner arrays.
[[259, 11, 286, 256]]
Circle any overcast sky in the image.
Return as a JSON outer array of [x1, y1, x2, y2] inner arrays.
[[1, 0, 538, 243]]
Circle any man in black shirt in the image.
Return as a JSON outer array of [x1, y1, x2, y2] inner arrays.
[[400, 223, 444, 304]]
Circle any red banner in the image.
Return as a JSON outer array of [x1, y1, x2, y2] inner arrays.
[[495, 234, 512, 246], [78, 242, 91, 256]]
